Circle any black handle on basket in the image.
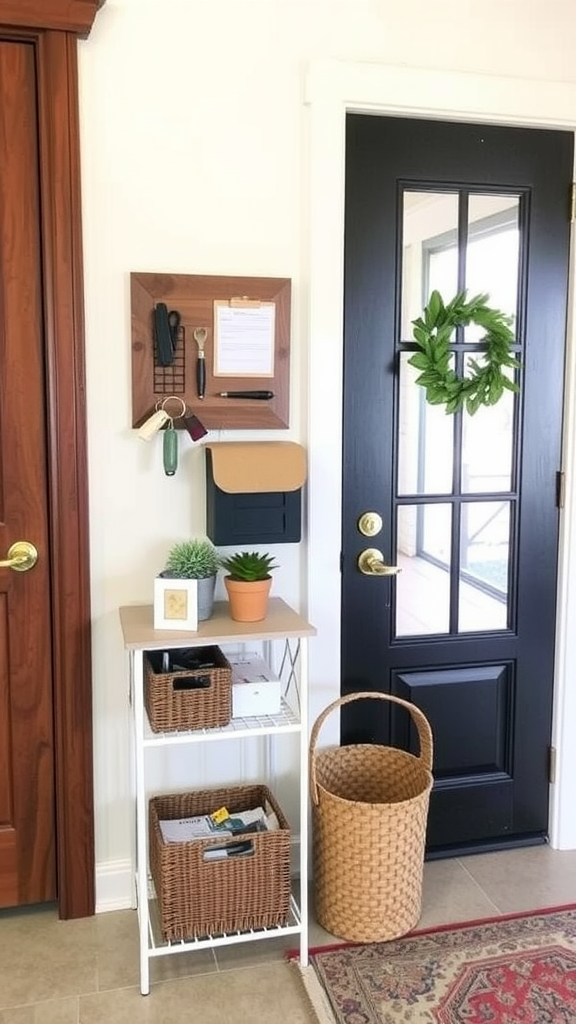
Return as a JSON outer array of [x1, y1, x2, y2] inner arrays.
[[309, 691, 433, 806], [172, 674, 211, 691]]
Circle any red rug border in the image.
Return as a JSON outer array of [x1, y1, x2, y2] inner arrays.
[[285, 901, 576, 961]]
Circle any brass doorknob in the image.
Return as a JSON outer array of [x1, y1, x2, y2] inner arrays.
[[0, 541, 38, 572], [357, 548, 401, 576]]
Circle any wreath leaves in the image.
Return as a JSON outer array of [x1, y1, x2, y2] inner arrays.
[[408, 290, 521, 415]]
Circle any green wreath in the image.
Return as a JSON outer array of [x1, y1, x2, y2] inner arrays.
[[408, 290, 521, 415]]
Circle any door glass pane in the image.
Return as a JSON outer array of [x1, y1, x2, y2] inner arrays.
[[461, 358, 515, 493], [396, 503, 451, 637], [400, 191, 458, 496], [401, 191, 459, 341], [465, 194, 520, 343], [398, 353, 454, 495], [458, 501, 510, 632]]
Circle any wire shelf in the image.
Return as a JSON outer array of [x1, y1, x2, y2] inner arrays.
[[142, 697, 300, 747]]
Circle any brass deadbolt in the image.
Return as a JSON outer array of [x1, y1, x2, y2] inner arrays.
[[357, 512, 383, 538]]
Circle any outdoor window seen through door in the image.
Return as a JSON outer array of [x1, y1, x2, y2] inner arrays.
[[396, 191, 522, 638]]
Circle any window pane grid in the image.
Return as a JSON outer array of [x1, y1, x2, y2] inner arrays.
[[396, 189, 521, 638]]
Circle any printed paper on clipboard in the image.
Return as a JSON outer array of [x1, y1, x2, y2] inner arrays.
[[213, 298, 275, 377]]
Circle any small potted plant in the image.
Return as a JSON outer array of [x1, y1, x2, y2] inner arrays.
[[158, 538, 219, 623], [219, 550, 278, 622]]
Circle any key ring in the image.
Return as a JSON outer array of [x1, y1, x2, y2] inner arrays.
[[156, 396, 187, 420]]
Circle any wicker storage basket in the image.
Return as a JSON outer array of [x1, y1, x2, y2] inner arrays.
[[310, 691, 433, 943], [144, 646, 232, 732], [149, 784, 291, 941]]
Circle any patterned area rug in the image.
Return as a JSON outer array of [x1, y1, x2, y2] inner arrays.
[[305, 906, 576, 1024]]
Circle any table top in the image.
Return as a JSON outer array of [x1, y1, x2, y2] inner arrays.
[[118, 597, 316, 650]]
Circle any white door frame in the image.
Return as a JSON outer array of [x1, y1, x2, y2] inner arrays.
[[305, 59, 576, 849]]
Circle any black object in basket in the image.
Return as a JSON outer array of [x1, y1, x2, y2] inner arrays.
[[149, 784, 291, 941], [144, 646, 232, 732]]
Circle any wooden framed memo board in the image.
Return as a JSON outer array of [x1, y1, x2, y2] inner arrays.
[[130, 273, 291, 430]]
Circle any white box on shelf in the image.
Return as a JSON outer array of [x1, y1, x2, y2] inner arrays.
[[229, 652, 281, 717], [153, 577, 198, 631]]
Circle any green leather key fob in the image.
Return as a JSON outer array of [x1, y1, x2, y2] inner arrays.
[[163, 421, 178, 476]]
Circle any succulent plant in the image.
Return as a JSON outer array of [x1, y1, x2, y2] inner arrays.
[[163, 538, 219, 580], [219, 550, 278, 582]]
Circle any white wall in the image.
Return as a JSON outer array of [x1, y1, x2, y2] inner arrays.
[[78, 0, 576, 910]]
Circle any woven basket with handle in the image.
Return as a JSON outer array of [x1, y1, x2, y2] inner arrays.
[[310, 691, 434, 943]]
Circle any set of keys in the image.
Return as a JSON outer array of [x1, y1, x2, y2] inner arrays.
[[137, 396, 207, 476]]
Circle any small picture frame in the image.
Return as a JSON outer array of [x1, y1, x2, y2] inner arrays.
[[153, 577, 198, 631]]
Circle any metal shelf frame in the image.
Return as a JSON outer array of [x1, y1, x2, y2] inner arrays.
[[119, 599, 316, 995]]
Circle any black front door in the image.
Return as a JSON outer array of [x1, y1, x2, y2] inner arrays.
[[341, 115, 572, 854]]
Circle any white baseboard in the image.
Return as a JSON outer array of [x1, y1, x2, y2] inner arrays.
[[95, 858, 135, 913]]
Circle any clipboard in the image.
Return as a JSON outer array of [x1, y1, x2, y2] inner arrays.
[[213, 297, 276, 377]]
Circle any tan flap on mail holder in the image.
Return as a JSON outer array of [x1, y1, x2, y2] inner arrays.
[[205, 442, 307, 494]]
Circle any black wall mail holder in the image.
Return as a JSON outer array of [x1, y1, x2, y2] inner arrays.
[[131, 272, 292, 430], [205, 442, 307, 545]]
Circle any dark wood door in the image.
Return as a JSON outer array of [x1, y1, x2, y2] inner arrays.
[[341, 115, 572, 854], [0, 41, 56, 906]]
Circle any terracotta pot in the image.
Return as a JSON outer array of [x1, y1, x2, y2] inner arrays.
[[224, 576, 272, 622]]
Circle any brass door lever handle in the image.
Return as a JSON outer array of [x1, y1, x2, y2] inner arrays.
[[0, 541, 38, 572], [357, 548, 401, 576]]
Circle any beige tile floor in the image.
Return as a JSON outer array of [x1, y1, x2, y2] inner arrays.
[[1, 845, 576, 1023]]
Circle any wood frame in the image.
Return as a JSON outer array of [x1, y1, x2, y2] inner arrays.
[[131, 273, 292, 430], [0, 0, 104, 36], [0, 0, 102, 918]]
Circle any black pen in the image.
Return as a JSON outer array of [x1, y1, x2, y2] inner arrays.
[[219, 390, 274, 399]]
